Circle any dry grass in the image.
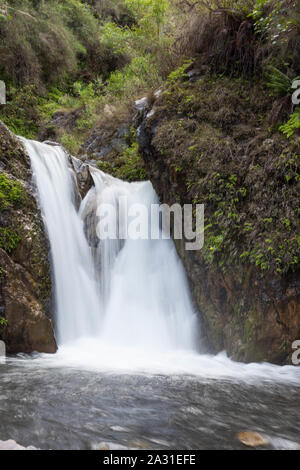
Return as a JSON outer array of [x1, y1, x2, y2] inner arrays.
[[175, 0, 300, 78]]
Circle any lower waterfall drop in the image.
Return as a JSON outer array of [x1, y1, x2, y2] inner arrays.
[[86, 167, 198, 353]]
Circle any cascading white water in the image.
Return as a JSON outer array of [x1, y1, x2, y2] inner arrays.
[[21, 138, 300, 383], [22, 139, 102, 344], [86, 168, 198, 353], [23, 138, 197, 355]]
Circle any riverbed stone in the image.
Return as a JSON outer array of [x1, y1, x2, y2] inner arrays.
[[0, 439, 37, 450]]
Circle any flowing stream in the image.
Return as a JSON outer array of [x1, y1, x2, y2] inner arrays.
[[1, 138, 300, 450]]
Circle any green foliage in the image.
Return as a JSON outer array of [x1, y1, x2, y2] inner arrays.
[[0, 173, 23, 211], [0, 227, 21, 253], [0, 85, 41, 138], [249, 0, 297, 45], [97, 128, 146, 182], [60, 133, 81, 155], [125, 0, 169, 36], [167, 60, 193, 86], [98, 141, 147, 182], [0, 2, 77, 88], [106, 56, 161, 98], [0, 0, 176, 144], [152, 72, 300, 275], [279, 109, 300, 139], [0, 316, 7, 339], [266, 66, 298, 96], [115, 141, 147, 181]]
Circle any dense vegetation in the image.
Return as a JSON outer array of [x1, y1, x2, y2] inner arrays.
[[0, 0, 299, 276], [0, 0, 176, 149], [0, 1, 298, 142]]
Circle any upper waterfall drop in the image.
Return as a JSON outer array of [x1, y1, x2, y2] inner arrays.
[[22, 139, 102, 345], [23, 138, 198, 356]]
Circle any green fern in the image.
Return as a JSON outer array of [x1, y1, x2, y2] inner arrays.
[[266, 66, 297, 96], [279, 108, 300, 138]]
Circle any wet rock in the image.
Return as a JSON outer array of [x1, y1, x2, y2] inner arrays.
[[0, 439, 37, 450], [137, 78, 300, 364], [135, 96, 148, 111], [42, 140, 61, 147], [0, 244, 56, 353], [93, 441, 130, 450], [82, 119, 130, 159], [39, 109, 82, 142], [70, 156, 94, 200], [0, 121, 57, 354], [237, 431, 269, 448]]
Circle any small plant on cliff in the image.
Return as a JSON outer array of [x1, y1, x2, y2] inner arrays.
[[279, 108, 300, 138], [98, 141, 147, 182], [0, 174, 23, 211], [0, 309, 7, 339], [0, 227, 21, 254], [0, 316, 7, 340], [167, 60, 193, 86], [266, 66, 299, 96], [117, 141, 147, 181]]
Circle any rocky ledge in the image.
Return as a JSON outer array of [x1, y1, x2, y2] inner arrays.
[[0, 121, 57, 354], [137, 72, 300, 364]]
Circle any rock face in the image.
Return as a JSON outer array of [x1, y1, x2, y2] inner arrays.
[[0, 121, 57, 353], [137, 74, 300, 364]]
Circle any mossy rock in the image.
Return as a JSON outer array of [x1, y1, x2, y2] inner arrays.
[[0, 120, 56, 353]]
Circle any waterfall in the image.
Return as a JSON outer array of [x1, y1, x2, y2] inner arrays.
[[23, 139, 198, 357], [22, 140, 102, 345]]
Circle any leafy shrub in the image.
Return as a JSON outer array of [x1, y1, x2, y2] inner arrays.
[[0, 85, 41, 137], [106, 55, 161, 98], [60, 132, 81, 154], [279, 108, 300, 138], [177, 0, 299, 78], [266, 66, 299, 96], [97, 128, 147, 182], [0, 7, 77, 89], [0, 0, 124, 89]]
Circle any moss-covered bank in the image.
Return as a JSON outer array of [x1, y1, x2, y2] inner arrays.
[[137, 70, 300, 364], [0, 121, 57, 353]]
